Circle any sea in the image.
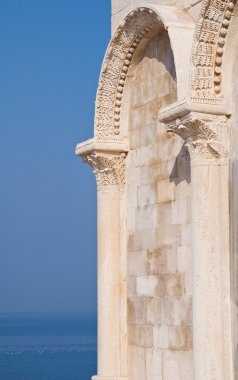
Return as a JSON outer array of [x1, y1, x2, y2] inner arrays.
[[0, 313, 97, 380]]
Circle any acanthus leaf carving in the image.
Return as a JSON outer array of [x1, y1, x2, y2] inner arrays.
[[167, 117, 230, 163], [83, 151, 126, 190]]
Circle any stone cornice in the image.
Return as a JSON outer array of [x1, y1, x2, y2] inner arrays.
[[75, 138, 128, 190]]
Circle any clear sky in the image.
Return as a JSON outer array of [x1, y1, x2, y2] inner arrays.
[[0, 0, 110, 313]]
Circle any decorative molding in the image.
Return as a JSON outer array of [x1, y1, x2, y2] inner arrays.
[[191, 0, 236, 104], [95, 8, 161, 138], [167, 116, 230, 162], [83, 152, 126, 190]]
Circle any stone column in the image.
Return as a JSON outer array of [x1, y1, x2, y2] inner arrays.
[[167, 115, 233, 380], [81, 149, 128, 380]]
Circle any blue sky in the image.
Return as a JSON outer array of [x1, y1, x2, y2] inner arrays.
[[0, 0, 110, 313]]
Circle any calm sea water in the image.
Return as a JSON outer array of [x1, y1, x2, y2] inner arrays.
[[0, 313, 97, 380]]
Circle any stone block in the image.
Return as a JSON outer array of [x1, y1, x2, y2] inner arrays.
[[140, 163, 168, 185], [147, 248, 167, 275], [153, 325, 169, 349], [127, 276, 137, 297], [127, 183, 138, 208], [127, 149, 137, 168], [177, 245, 191, 273], [136, 205, 157, 230], [128, 324, 153, 348], [141, 123, 157, 147], [127, 231, 142, 252], [157, 179, 175, 203], [162, 351, 193, 380], [181, 224, 192, 245], [128, 345, 146, 380], [166, 247, 178, 273], [142, 80, 157, 103], [164, 296, 192, 326], [130, 83, 144, 108], [168, 326, 192, 350], [170, 198, 190, 225], [141, 230, 160, 250], [175, 180, 191, 199], [136, 144, 160, 167], [127, 207, 136, 230], [128, 250, 147, 276], [128, 296, 150, 325], [154, 202, 170, 228], [136, 275, 165, 298], [157, 225, 182, 246], [165, 274, 185, 297], [138, 184, 156, 206], [145, 348, 162, 379], [129, 104, 149, 130], [127, 165, 140, 184], [162, 350, 180, 380], [130, 127, 142, 149], [146, 297, 165, 325], [136, 276, 158, 297]]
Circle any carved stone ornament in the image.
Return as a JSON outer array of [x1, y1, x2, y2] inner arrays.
[[83, 152, 126, 190], [167, 116, 230, 162], [95, 8, 161, 139], [191, 0, 237, 103]]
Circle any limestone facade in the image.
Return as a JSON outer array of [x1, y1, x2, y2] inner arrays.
[[76, 1, 238, 379]]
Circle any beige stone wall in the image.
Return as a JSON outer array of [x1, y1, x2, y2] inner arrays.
[[126, 30, 193, 379]]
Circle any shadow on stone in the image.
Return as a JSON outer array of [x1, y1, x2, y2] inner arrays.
[[169, 144, 191, 185]]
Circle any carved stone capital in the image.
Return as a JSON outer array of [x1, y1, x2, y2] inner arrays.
[[83, 151, 126, 191], [167, 115, 230, 163]]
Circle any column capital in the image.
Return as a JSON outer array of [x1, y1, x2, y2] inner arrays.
[[75, 137, 128, 191], [166, 113, 230, 165], [84, 151, 126, 191]]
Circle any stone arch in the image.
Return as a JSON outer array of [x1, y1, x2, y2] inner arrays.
[[191, 0, 237, 105], [95, 8, 161, 139], [95, 6, 194, 139]]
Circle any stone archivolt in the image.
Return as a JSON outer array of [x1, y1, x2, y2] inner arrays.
[[167, 116, 230, 162], [83, 151, 126, 190], [191, 0, 237, 103], [95, 8, 161, 139]]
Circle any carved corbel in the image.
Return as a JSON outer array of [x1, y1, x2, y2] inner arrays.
[[166, 115, 230, 164]]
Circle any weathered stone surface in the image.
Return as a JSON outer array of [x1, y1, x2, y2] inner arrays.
[[125, 28, 192, 379]]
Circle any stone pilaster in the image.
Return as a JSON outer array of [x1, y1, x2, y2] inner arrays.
[[167, 114, 233, 380]]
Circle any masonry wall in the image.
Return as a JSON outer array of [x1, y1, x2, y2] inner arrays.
[[126, 30, 193, 379]]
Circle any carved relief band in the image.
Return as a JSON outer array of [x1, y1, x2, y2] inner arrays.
[[191, 0, 237, 103]]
